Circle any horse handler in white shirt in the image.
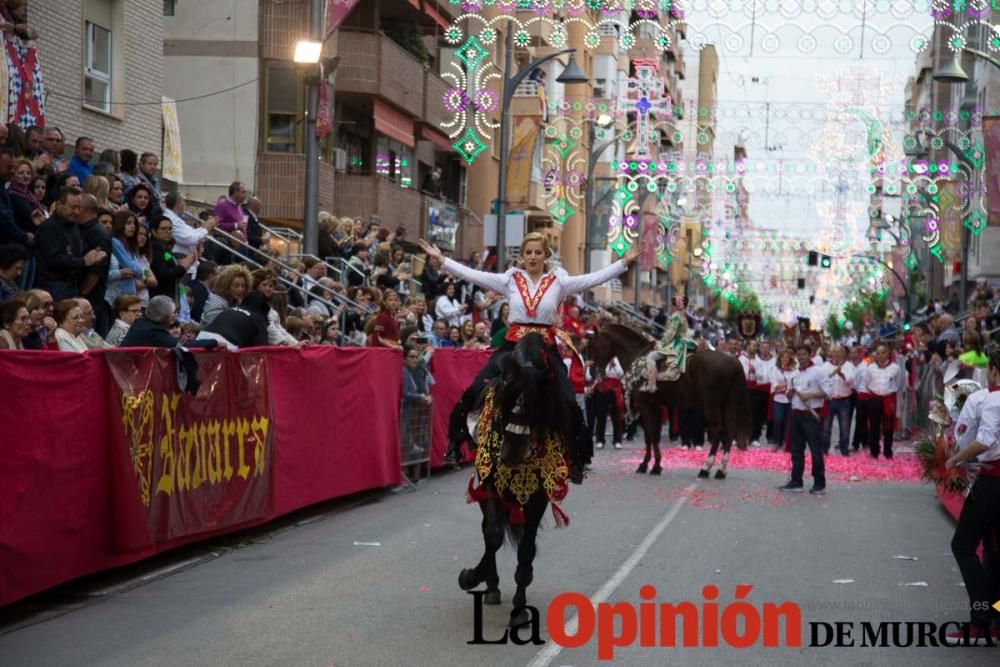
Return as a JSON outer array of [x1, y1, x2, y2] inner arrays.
[[821, 344, 855, 456], [779, 345, 833, 495]]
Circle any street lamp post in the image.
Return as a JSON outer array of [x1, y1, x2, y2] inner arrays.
[[583, 116, 616, 275], [295, 0, 325, 257], [495, 20, 588, 273]]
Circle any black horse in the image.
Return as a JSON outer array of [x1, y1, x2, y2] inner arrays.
[[458, 333, 575, 628], [590, 324, 751, 478]]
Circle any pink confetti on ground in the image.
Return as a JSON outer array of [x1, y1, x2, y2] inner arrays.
[[610, 447, 923, 484], [419, 586, 430, 592]]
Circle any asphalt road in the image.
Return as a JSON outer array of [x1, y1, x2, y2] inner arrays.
[[0, 446, 995, 667]]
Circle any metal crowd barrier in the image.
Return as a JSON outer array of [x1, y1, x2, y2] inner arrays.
[[399, 398, 432, 486]]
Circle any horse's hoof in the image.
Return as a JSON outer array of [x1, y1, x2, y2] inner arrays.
[[484, 589, 502, 605], [509, 607, 531, 629], [650, 464, 662, 475], [636, 462, 648, 474], [714, 470, 727, 480], [458, 569, 479, 591], [697, 469, 710, 479]]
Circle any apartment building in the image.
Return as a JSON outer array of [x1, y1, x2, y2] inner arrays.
[[30, 0, 164, 158], [163, 0, 469, 242], [461, 7, 683, 300]]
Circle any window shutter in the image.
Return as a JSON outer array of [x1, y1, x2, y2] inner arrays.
[[84, 0, 114, 30]]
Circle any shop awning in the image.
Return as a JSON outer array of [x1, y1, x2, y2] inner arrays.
[[421, 125, 455, 152], [424, 3, 449, 31], [373, 99, 415, 148]]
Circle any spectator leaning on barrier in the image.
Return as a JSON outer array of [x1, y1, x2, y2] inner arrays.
[[196, 290, 270, 351], [105, 295, 142, 346], [121, 295, 216, 349]]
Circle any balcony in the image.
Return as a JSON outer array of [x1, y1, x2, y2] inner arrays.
[[256, 153, 336, 224], [336, 30, 425, 118], [423, 69, 449, 132], [333, 173, 424, 234]]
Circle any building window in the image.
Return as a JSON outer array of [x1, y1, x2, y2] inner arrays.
[[376, 136, 413, 188], [163, 0, 176, 16], [263, 62, 303, 153], [84, 21, 112, 112]]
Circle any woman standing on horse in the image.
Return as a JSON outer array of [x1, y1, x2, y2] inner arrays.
[[417, 234, 643, 468]]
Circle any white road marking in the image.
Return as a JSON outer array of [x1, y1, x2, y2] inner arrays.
[[525, 482, 698, 667]]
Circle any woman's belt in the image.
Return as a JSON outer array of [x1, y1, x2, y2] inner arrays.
[[505, 323, 556, 344]]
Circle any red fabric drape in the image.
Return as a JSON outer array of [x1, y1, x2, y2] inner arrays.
[[0, 347, 402, 606], [429, 349, 492, 466]]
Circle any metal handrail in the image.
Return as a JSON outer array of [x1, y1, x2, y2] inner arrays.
[[201, 228, 371, 329]]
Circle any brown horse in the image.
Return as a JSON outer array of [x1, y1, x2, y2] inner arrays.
[[590, 324, 751, 478]]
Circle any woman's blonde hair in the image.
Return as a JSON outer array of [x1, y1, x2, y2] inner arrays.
[[83, 175, 110, 207], [519, 232, 552, 261], [212, 264, 254, 301]]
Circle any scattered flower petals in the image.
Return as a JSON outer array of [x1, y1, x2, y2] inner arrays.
[[353, 541, 381, 547], [832, 579, 855, 584], [900, 581, 929, 587], [419, 586, 429, 592], [893, 555, 919, 561], [611, 449, 923, 483]]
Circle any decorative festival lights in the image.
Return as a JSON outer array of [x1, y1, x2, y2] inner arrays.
[[437, 0, 999, 321]]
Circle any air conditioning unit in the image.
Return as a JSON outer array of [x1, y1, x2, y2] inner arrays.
[[333, 148, 348, 173]]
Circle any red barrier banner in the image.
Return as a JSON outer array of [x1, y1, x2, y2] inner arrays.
[[429, 349, 491, 467], [105, 350, 274, 551]]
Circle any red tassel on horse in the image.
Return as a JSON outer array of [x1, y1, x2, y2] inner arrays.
[[467, 477, 493, 504], [507, 502, 525, 525], [551, 503, 570, 528]]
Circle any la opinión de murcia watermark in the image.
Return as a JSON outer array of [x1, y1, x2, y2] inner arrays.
[[468, 585, 999, 659]]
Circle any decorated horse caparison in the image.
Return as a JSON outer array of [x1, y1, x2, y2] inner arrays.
[[590, 324, 751, 478], [459, 333, 578, 628]]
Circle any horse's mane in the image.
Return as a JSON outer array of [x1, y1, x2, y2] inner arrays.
[[603, 323, 656, 346]]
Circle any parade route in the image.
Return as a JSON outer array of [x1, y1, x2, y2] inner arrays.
[[0, 446, 991, 667]]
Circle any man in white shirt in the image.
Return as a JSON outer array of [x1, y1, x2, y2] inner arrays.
[[848, 346, 868, 452], [779, 345, 833, 495], [865, 342, 903, 459], [945, 350, 1000, 642], [750, 341, 777, 446], [163, 192, 216, 277], [821, 345, 855, 456]]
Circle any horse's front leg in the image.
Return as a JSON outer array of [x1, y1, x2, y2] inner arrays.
[[459, 496, 503, 605], [510, 495, 547, 628]]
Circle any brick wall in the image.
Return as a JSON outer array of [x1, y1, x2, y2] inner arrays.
[[256, 152, 336, 221], [31, 0, 164, 157]]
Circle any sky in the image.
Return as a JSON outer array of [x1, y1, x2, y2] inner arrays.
[[682, 0, 938, 237]]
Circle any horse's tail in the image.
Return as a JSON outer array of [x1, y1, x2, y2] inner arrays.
[[504, 516, 525, 548], [723, 363, 752, 450]]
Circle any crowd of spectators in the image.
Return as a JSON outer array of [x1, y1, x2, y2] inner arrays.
[[2, 125, 998, 457]]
